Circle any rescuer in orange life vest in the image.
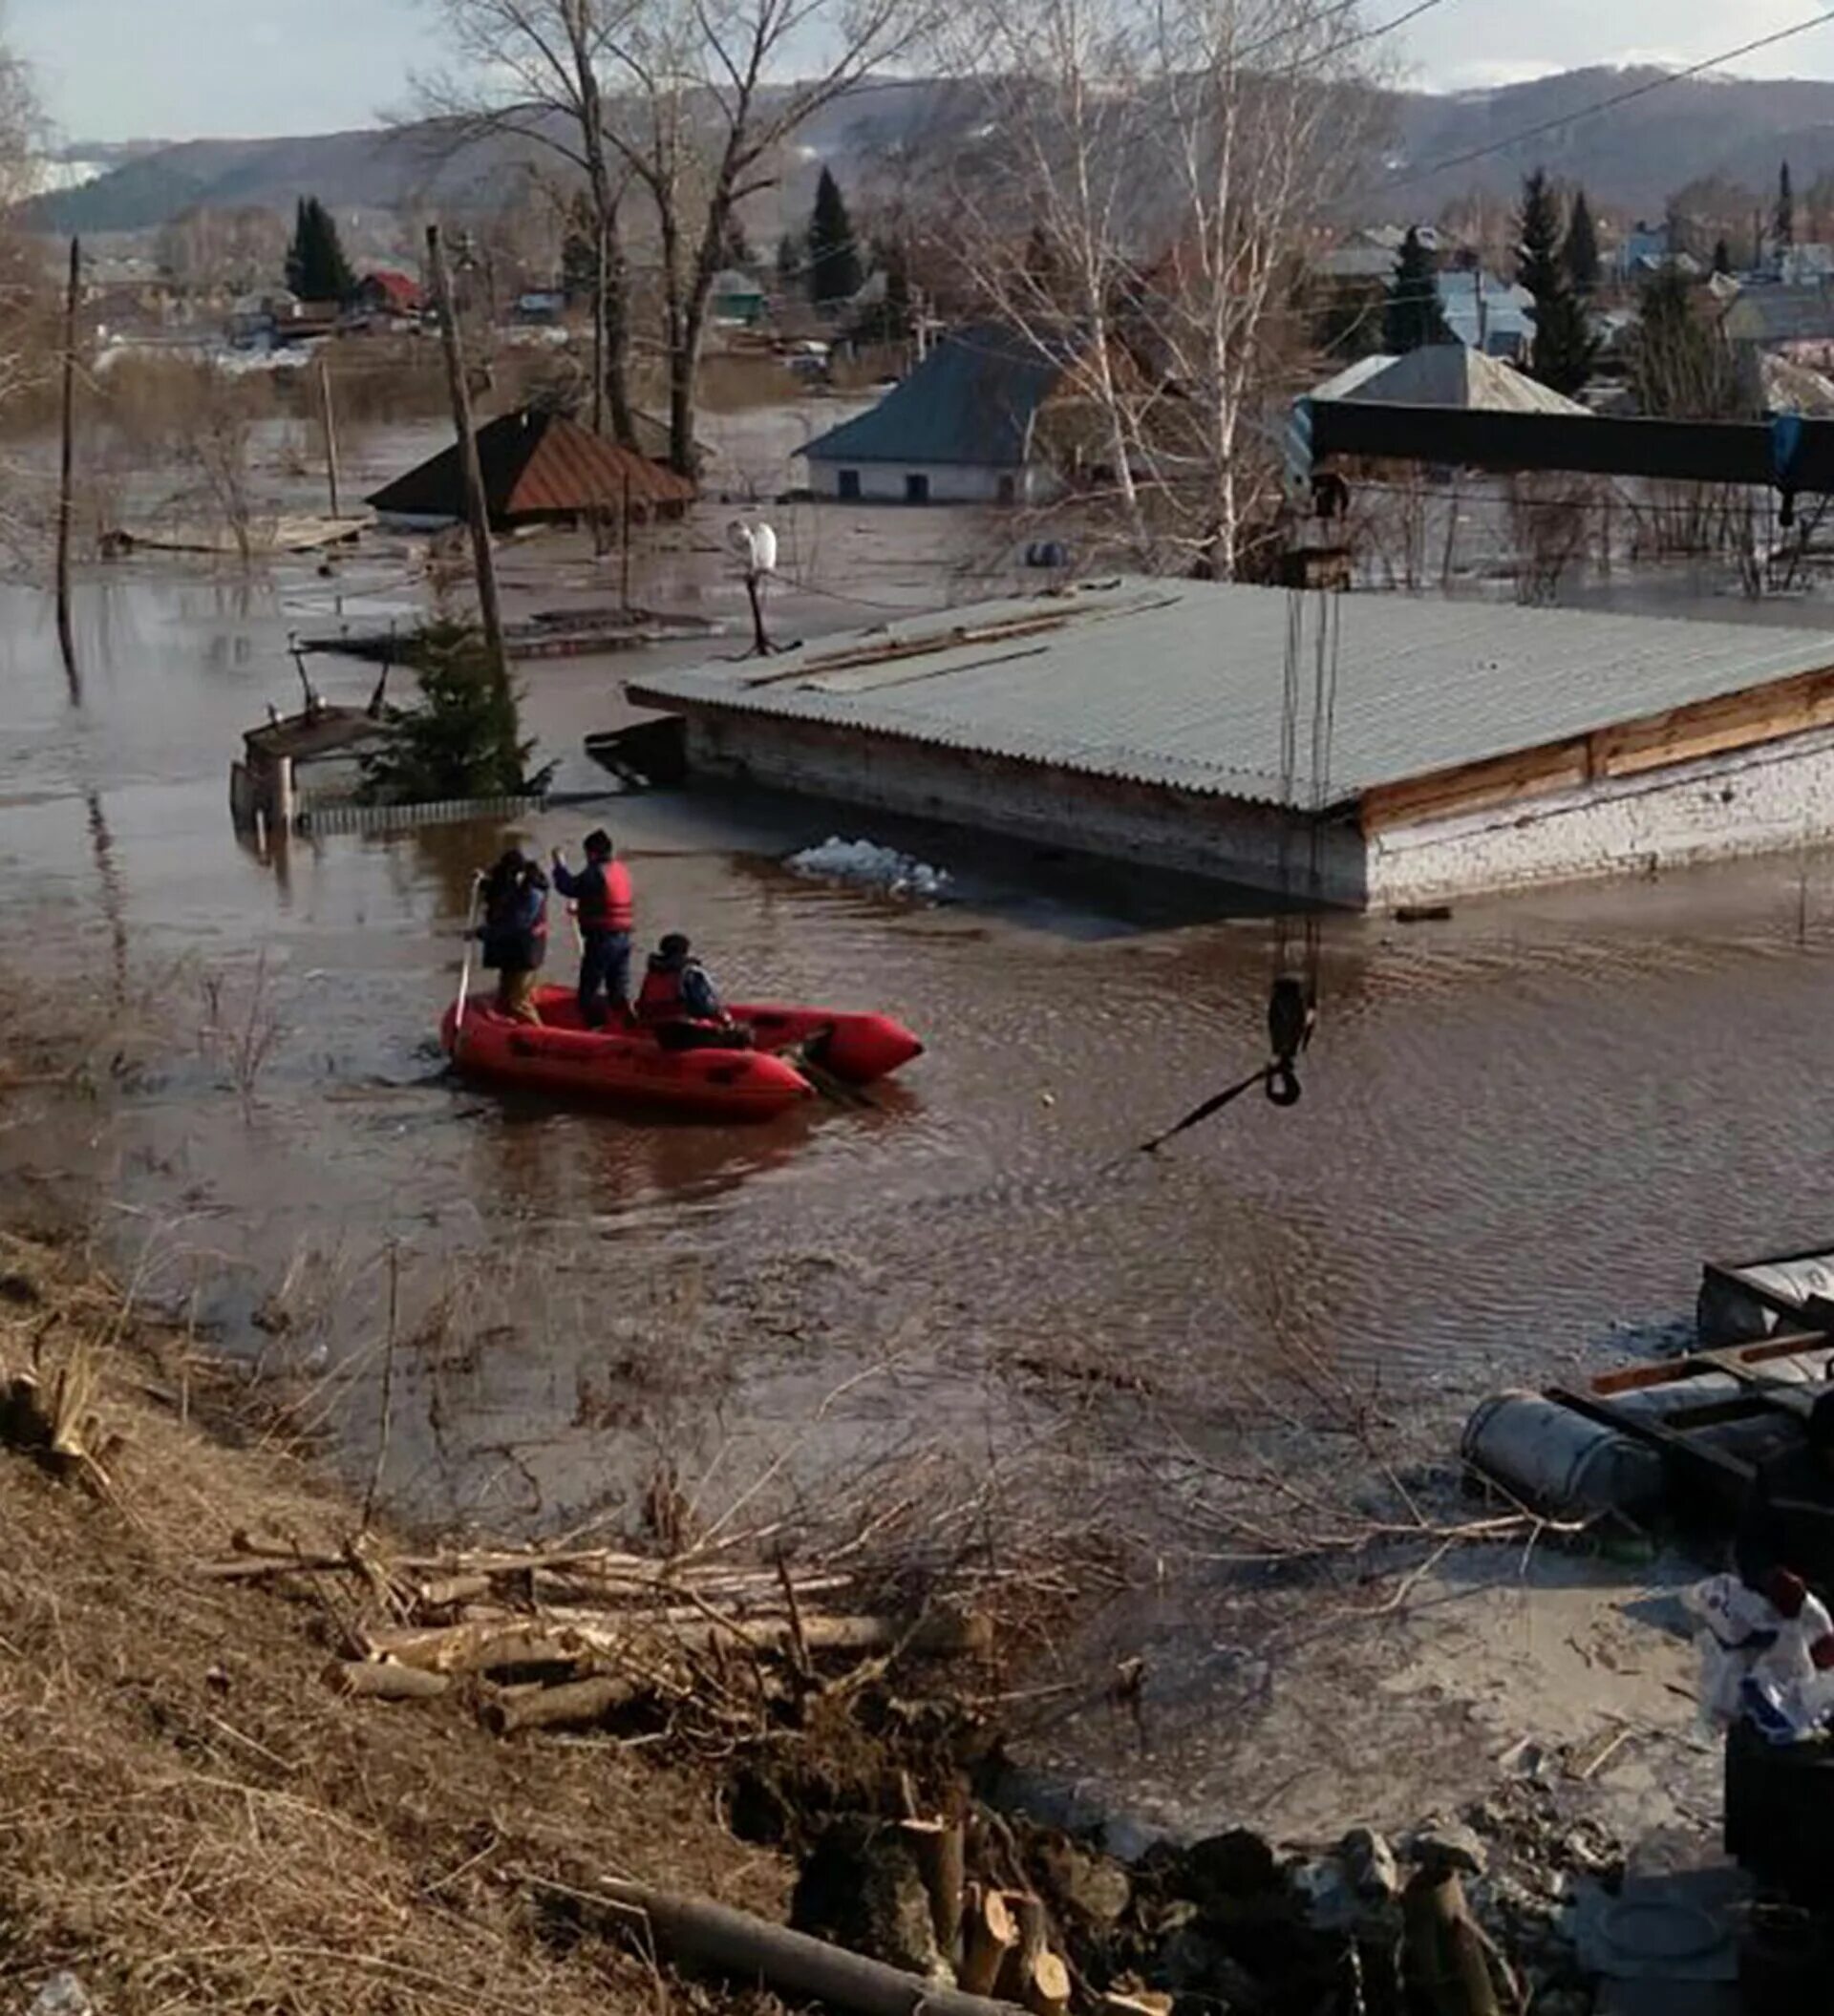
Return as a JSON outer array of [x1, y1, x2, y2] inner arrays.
[[550, 829, 634, 1029], [635, 933, 750, 1050]]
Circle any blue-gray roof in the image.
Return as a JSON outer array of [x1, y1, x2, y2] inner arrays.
[[801, 325, 1068, 469], [629, 579, 1834, 806]]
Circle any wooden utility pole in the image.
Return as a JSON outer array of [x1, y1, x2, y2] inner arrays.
[[426, 223, 509, 702], [55, 235, 80, 701], [620, 467, 632, 610], [318, 352, 342, 520]]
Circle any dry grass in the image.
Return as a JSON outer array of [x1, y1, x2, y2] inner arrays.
[[0, 1229, 795, 2016]]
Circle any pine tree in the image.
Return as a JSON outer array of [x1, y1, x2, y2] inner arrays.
[[1382, 227, 1450, 352], [1713, 237, 1733, 277], [361, 623, 550, 804], [775, 233, 800, 287], [806, 166, 861, 308], [285, 196, 354, 304], [1778, 160, 1796, 250], [1517, 168, 1596, 397], [1564, 187, 1600, 296]]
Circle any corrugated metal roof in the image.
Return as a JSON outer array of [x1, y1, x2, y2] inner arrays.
[[628, 580, 1834, 806], [368, 408, 694, 524], [800, 325, 1069, 469]]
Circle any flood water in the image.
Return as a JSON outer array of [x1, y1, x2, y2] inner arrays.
[[12, 529, 1834, 1836]]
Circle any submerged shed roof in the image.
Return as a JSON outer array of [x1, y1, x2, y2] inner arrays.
[[629, 580, 1834, 805], [800, 324, 1070, 469], [368, 406, 695, 524]]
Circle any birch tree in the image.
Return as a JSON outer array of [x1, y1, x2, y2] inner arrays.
[[932, 0, 1378, 574], [418, 0, 640, 445]]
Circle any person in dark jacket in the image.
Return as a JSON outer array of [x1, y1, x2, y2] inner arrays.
[[479, 849, 548, 1024], [635, 933, 748, 1050], [551, 829, 634, 1029], [1736, 1388, 1834, 1598]]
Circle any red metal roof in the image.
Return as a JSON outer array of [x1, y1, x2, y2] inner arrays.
[[362, 269, 422, 311], [367, 408, 697, 524]]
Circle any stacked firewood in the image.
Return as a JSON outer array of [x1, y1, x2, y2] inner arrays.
[[198, 1533, 990, 1734]]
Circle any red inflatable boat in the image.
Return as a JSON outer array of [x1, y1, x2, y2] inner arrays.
[[440, 987, 923, 1121]]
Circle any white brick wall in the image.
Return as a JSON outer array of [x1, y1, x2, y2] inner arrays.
[[1368, 724, 1834, 907]]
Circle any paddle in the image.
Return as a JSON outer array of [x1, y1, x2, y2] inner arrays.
[[789, 1026, 876, 1108], [452, 870, 485, 1058]]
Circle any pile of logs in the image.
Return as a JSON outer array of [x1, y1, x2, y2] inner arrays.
[[197, 1533, 990, 1734]]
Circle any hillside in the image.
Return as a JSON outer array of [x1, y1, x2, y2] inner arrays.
[[28, 63, 1834, 236]]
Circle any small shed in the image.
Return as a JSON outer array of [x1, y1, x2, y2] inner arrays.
[[231, 702, 392, 831], [801, 324, 1071, 504], [352, 269, 423, 324], [367, 407, 697, 531], [711, 269, 767, 328]]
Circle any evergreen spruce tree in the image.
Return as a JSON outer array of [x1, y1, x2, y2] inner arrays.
[[285, 196, 355, 304], [806, 167, 861, 308], [361, 623, 551, 804], [1564, 186, 1600, 296], [1778, 160, 1796, 250], [1713, 237, 1733, 277], [1382, 227, 1450, 352], [1517, 168, 1596, 396]]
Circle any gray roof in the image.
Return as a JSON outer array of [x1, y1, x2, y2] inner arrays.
[[1723, 286, 1834, 346], [801, 324, 1069, 469], [629, 579, 1834, 806]]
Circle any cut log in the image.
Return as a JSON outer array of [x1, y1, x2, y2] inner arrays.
[[1098, 1995, 1171, 2016], [958, 1883, 1018, 1997], [993, 1895, 1047, 2003], [900, 1817, 966, 1965], [415, 1572, 494, 1608], [1403, 1868, 1502, 2016], [548, 1873, 1027, 2016], [1026, 1952, 1072, 2016], [364, 1606, 991, 1675], [482, 1673, 645, 1734], [323, 1660, 451, 1701]]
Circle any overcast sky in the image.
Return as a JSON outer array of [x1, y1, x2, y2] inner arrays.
[[13, 0, 1834, 142]]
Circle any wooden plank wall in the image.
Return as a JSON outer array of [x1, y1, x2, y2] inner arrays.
[[1358, 661, 1834, 832]]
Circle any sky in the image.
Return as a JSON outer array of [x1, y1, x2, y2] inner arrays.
[[12, 0, 1834, 144]]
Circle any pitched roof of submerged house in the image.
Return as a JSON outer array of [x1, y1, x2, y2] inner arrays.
[[368, 407, 696, 526], [801, 324, 1075, 470]]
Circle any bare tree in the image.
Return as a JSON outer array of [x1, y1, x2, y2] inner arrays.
[[931, 0, 1379, 575], [595, 0, 933, 475], [418, 0, 640, 445]]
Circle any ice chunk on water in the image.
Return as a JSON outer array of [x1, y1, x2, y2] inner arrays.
[[786, 836, 951, 901]]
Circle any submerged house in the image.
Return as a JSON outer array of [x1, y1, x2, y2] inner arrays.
[[1310, 345, 1593, 416], [368, 407, 696, 531], [800, 325, 1077, 504], [628, 578, 1834, 909]]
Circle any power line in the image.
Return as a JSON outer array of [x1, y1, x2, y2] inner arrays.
[[1384, 8, 1834, 191]]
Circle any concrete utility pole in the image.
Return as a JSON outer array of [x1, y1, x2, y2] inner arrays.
[[426, 223, 509, 702]]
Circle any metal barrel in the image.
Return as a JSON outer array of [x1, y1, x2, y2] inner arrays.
[[1461, 1390, 1666, 1519]]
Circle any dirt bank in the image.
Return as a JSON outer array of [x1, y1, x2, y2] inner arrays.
[[0, 1224, 810, 2016]]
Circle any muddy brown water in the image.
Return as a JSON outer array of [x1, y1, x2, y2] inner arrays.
[[11, 542, 1834, 1838]]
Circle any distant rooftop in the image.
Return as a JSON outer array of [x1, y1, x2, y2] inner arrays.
[[629, 580, 1834, 807], [801, 324, 1069, 469]]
